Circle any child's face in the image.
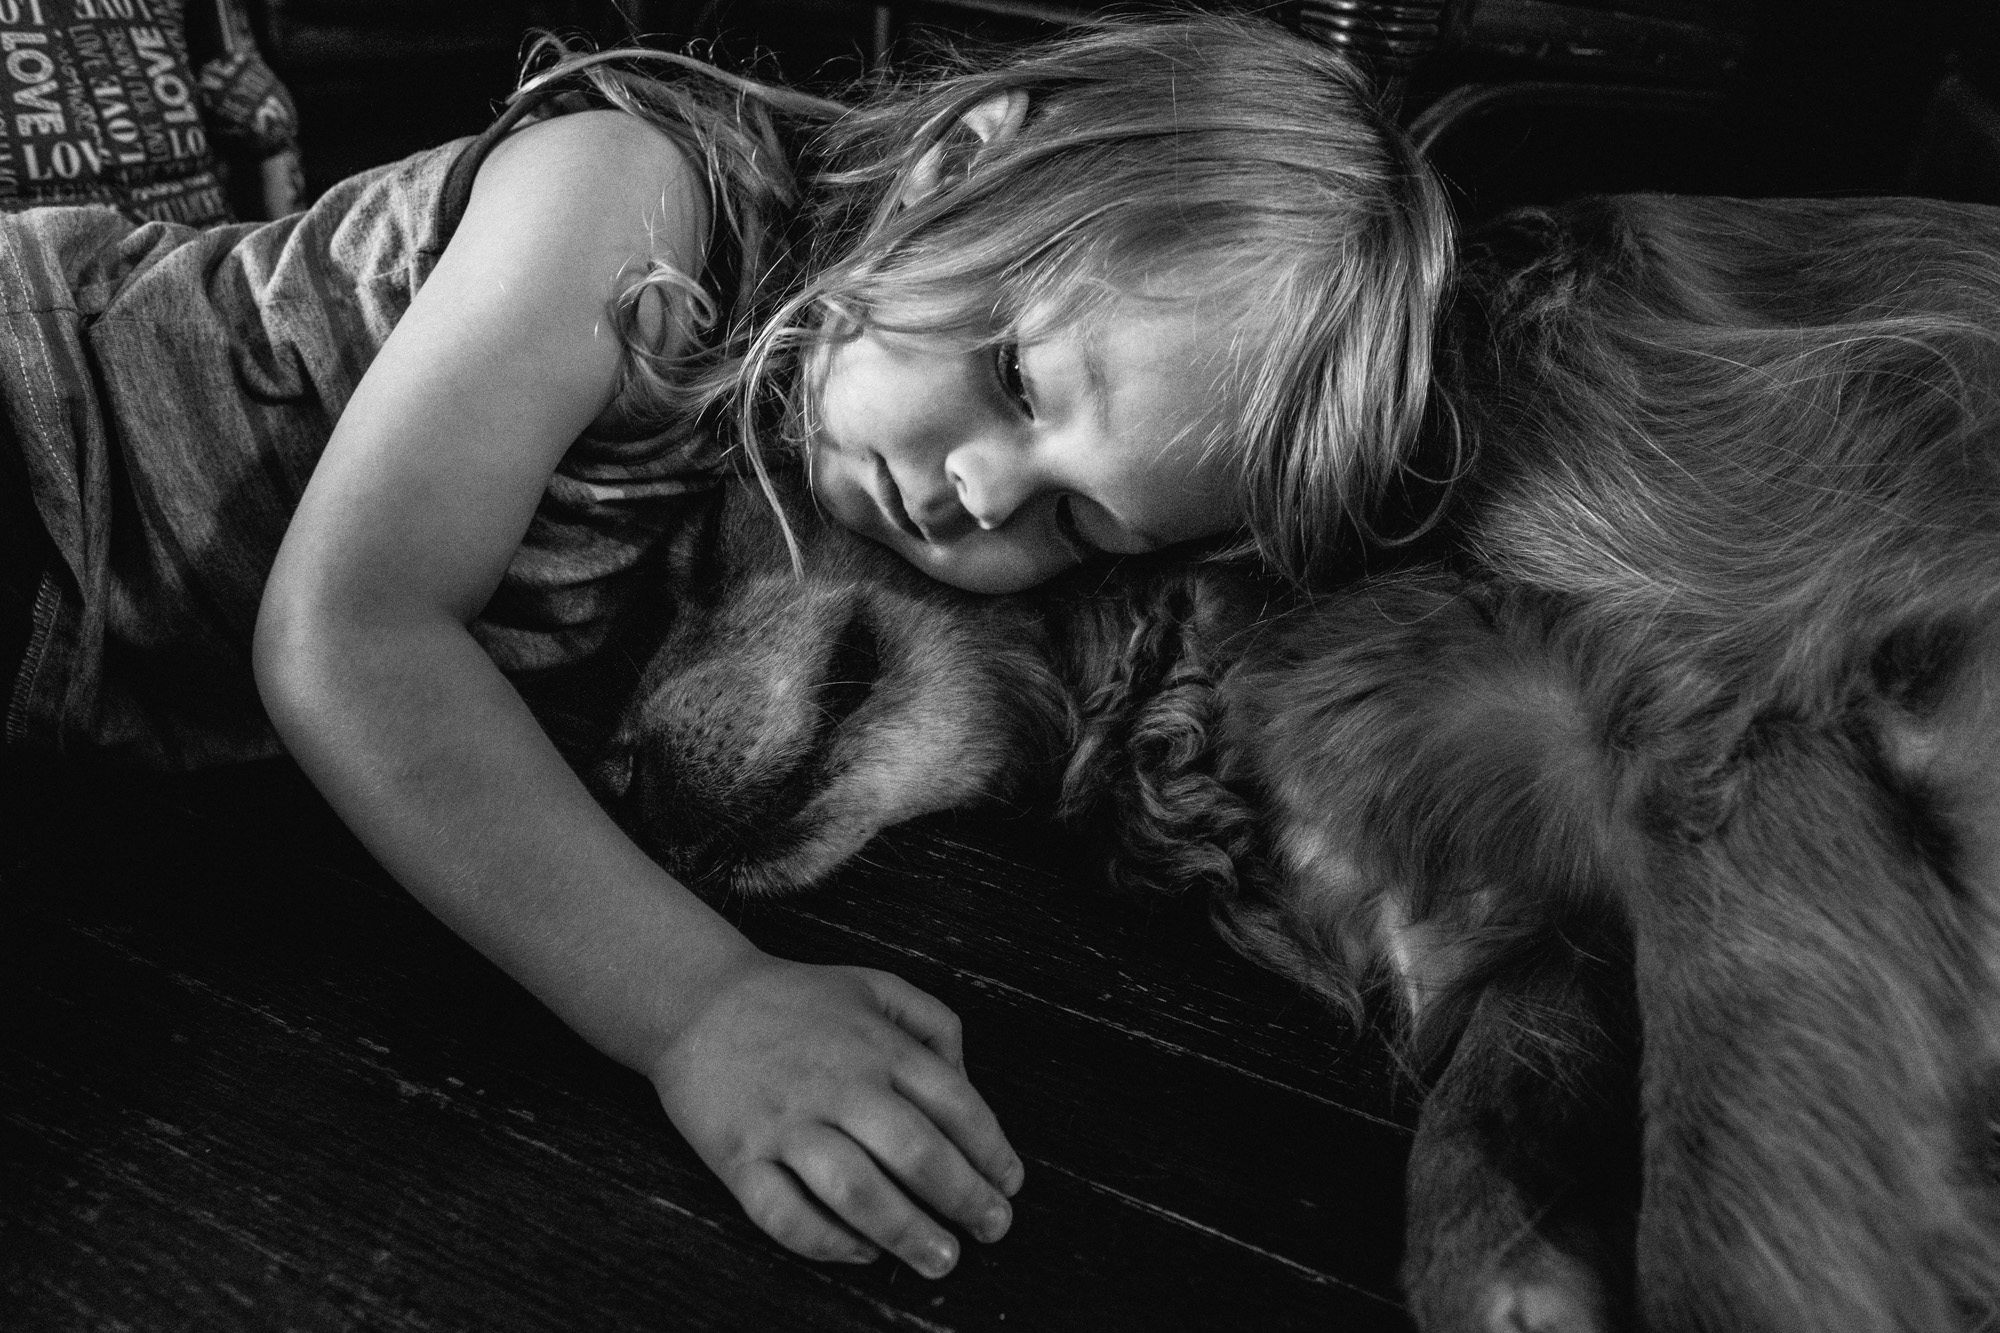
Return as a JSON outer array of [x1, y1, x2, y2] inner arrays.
[[808, 299, 1243, 593]]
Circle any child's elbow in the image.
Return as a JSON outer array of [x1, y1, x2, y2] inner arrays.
[[252, 566, 470, 746], [251, 579, 328, 739], [251, 562, 379, 745]]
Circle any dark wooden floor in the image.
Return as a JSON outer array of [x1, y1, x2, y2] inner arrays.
[[1, 754, 1418, 1332]]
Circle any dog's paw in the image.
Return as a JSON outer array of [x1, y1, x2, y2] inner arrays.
[[1407, 1231, 1618, 1333], [1477, 1250, 1612, 1333]]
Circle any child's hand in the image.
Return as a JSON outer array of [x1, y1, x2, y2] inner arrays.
[[652, 953, 1025, 1276]]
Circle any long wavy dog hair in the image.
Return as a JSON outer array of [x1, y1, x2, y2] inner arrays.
[[1057, 192, 2000, 1330]]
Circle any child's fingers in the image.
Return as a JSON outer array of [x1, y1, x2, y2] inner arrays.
[[784, 1123, 963, 1279], [842, 1096, 1015, 1244], [892, 1048, 1026, 1198], [733, 1160, 881, 1265], [860, 969, 965, 1067]]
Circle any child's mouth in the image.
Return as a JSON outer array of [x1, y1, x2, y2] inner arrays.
[[873, 455, 928, 543]]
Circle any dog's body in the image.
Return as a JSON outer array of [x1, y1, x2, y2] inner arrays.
[[584, 193, 2000, 1331], [1321, 195, 2000, 1331]]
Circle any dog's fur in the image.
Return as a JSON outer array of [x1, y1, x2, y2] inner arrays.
[[583, 193, 2000, 1331], [580, 481, 1068, 892]]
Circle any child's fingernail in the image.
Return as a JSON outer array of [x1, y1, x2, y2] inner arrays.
[[918, 1238, 957, 1278], [1003, 1159, 1026, 1194], [979, 1203, 1011, 1242]]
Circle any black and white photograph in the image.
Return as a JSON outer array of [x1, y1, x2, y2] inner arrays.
[[4, 2, 1998, 1329]]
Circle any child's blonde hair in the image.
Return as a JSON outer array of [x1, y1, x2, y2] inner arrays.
[[524, 13, 1455, 585]]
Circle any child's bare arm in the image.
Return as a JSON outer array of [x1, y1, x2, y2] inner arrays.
[[253, 110, 1021, 1274]]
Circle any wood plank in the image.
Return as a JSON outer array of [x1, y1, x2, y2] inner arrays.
[[775, 825, 1410, 1116], [1, 757, 1416, 1331], [740, 876, 1413, 1289]]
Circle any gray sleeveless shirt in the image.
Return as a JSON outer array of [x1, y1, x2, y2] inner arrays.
[[2, 101, 725, 769]]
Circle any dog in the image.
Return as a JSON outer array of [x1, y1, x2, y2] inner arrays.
[[571, 471, 1069, 892], [580, 192, 2000, 1331]]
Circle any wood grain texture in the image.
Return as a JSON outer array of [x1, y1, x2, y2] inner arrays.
[[0, 755, 1415, 1332]]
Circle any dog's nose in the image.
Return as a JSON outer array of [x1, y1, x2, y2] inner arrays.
[[596, 595, 896, 889]]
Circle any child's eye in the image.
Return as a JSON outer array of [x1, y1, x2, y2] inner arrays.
[[994, 342, 1032, 416]]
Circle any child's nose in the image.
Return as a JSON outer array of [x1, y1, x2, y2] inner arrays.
[[943, 442, 1037, 532]]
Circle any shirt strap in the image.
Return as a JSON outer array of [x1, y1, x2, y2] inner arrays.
[[434, 82, 600, 244]]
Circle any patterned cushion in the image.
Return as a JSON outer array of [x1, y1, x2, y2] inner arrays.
[[0, 0, 297, 226]]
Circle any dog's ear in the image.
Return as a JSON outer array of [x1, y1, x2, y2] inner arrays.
[[1048, 559, 1283, 908]]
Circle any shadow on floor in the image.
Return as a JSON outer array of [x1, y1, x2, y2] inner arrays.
[[2, 754, 1417, 1332]]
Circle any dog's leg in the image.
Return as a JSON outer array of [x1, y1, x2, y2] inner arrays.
[[1207, 580, 1652, 1331], [1629, 667, 2000, 1331], [1402, 920, 1641, 1333]]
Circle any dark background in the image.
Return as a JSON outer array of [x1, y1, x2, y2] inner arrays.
[[248, 0, 2000, 225]]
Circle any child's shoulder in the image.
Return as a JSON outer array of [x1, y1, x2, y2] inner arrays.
[[443, 106, 712, 360], [477, 108, 709, 228]]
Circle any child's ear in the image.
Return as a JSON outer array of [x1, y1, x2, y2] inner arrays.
[[959, 88, 1030, 146], [901, 89, 1030, 206]]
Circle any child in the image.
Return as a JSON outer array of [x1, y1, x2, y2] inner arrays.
[[0, 15, 1452, 1277]]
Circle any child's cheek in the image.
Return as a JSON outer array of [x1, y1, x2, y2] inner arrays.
[[809, 443, 881, 541]]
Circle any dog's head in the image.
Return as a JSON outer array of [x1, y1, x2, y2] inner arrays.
[[588, 480, 1071, 894]]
